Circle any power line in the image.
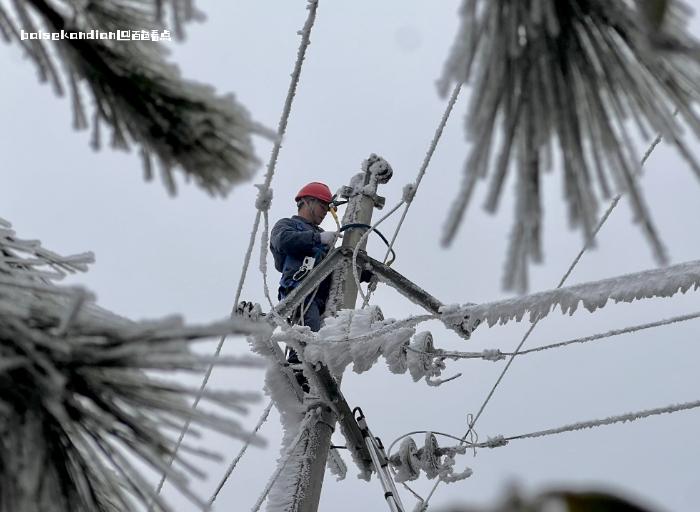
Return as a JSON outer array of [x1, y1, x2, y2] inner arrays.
[[360, 83, 462, 310], [415, 311, 700, 362], [516, 311, 700, 355], [421, 128, 668, 511], [500, 398, 700, 445], [150, 0, 320, 501], [387, 398, 700, 457], [381, 82, 463, 264], [208, 401, 274, 506]]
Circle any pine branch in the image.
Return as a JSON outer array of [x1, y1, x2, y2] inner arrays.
[[440, 0, 700, 291], [1, 0, 270, 196], [0, 220, 272, 511]]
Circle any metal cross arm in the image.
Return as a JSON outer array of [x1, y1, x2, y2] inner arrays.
[[354, 251, 474, 339]]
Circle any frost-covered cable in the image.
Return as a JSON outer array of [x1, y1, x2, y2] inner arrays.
[[517, 311, 700, 355], [497, 399, 700, 445], [415, 311, 700, 361], [233, 0, 319, 308], [382, 83, 462, 264], [208, 400, 273, 507], [558, 129, 664, 287], [422, 128, 669, 511], [351, 199, 405, 306], [151, 0, 320, 500], [360, 83, 462, 308]]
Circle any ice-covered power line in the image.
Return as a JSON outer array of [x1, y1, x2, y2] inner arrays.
[[208, 401, 274, 506], [152, 0, 320, 499], [423, 126, 671, 509], [388, 398, 700, 488], [417, 311, 700, 362], [381, 82, 463, 263], [491, 398, 700, 447], [440, 259, 700, 333]]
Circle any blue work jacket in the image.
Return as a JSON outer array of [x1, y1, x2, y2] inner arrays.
[[270, 216, 330, 299]]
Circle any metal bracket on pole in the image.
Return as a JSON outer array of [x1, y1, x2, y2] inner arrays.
[[355, 251, 476, 339]]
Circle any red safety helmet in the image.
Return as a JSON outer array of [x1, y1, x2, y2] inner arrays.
[[295, 182, 332, 204]]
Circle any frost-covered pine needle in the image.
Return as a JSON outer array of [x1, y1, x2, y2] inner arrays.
[[1, 0, 270, 195], [0, 220, 271, 512], [440, 0, 700, 290]]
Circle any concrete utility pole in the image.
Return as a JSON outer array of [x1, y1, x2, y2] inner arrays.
[[291, 154, 393, 512]]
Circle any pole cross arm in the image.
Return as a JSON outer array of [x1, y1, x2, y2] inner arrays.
[[269, 247, 374, 476], [355, 251, 474, 339]]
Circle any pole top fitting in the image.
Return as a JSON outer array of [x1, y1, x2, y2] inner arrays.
[[363, 153, 393, 184]]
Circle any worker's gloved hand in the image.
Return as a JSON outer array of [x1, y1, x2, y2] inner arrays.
[[319, 231, 338, 246]]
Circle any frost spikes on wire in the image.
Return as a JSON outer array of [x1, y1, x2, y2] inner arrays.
[[439, 0, 700, 290], [439, 258, 700, 332], [2, 0, 271, 196]]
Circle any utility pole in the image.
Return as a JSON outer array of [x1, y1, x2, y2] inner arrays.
[[278, 154, 392, 512]]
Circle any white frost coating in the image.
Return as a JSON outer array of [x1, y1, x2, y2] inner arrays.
[[442, 259, 700, 331], [507, 398, 700, 443], [263, 361, 306, 450], [296, 308, 451, 385], [389, 434, 472, 484], [255, 408, 319, 512]]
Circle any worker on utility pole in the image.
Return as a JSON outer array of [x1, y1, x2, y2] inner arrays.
[[270, 181, 339, 389]]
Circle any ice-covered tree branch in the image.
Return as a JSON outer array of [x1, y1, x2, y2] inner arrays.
[[440, 0, 700, 290], [1, 0, 271, 195], [0, 218, 272, 511]]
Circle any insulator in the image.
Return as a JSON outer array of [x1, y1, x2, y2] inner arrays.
[[406, 331, 434, 381], [421, 432, 441, 479], [394, 438, 421, 483]]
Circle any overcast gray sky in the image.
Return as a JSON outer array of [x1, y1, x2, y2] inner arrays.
[[2, 1, 700, 511]]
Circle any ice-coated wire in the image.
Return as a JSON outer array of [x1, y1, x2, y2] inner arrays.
[[516, 311, 700, 355], [416, 311, 700, 361], [151, 0, 320, 500], [502, 399, 700, 444], [422, 126, 669, 511], [382, 83, 463, 264], [208, 401, 274, 506]]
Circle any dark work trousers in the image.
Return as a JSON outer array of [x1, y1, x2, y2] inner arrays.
[[283, 291, 326, 392]]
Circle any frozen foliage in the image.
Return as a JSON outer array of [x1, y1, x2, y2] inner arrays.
[[441, 259, 700, 331], [389, 433, 472, 484], [0, 0, 269, 195], [0, 220, 271, 512], [439, 0, 700, 290], [290, 308, 456, 385]]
